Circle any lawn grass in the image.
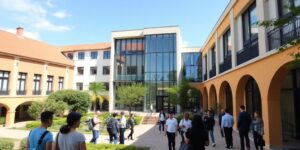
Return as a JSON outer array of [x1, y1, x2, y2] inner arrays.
[[86, 143, 150, 150]]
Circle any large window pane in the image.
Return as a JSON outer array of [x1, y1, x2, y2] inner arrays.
[[157, 54, 163, 72]]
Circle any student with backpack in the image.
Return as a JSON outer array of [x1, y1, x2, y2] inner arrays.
[[90, 111, 100, 144], [27, 111, 54, 150], [204, 110, 216, 147], [127, 114, 135, 140], [106, 113, 119, 144]]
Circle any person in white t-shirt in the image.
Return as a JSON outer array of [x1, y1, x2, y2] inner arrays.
[[165, 111, 178, 150], [119, 112, 126, 144], [179, 112, 192, 143], [90, 111, 100, 144]]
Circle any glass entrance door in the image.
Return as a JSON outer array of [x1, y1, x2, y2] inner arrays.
[[156, 96, 172, 112]]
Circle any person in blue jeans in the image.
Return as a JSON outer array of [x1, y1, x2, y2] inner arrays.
[[27, 111, 54, 150], [90, 111, 100, 144], [204, 110, 216, 147]]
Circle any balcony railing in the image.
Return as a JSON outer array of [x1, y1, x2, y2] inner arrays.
[[32, 90, 42, 95], [0, 90, 9, 95], [237, 37, 259, 65], [209, 66, 216, 78], [16, 90, 27, 95], [46, 90, 53, 95], [219, 56, 232, 73], [203, 73, 207, 81], [115, 75, 144, 81], [268, 17, 300, 51]]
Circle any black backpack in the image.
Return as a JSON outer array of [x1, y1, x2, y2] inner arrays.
[[88, 118, 95, 130]]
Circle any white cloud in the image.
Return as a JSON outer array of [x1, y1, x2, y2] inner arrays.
[[182, 40, 189, 47], [46, 0, 54, 7], [0, 0, 71, 32], [53, 10, 71, 19], [0, 27, 40, 40]]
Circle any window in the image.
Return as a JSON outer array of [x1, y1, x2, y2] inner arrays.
[[103, 51, 110, 59], [17, 73, 27, 95], [279, 0, 300, 17], [76, 82, 83, 91], [90, 67, 97, 75], [223, 29, 231, 59], [0, 71, 9, 95], [127, 66, 137, 75], [104, 82, 109, 90], [211, 46, 216, 69], [77, 67, 84, 75], [91, 51, 98, 59], [46, 76, 53, 95], [242, 2, 257, 44], [67, 53, 73, 60], [103, 66, 110, 75], [58, 77, 64, 90], [182, 52, 202, 82], [78, 52, 85, 60], [33, 74, 41, 95]]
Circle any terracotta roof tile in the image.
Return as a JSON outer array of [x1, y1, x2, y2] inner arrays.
[[0, 30, 73, 66], [61, 42, 111, 52]]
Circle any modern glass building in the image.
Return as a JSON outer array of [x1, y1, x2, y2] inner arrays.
[[109, 26, 182, 112]]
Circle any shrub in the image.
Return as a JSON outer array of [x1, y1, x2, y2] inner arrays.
[[20, 138, 27, 150], [25, 121, 40, 129], [0, 139, 14, 150], [44, 99, 68, 117], [0, 116, 5, 125], [27, 101, 44, 120], [47, 90, 91, 113], [86, 143, 149, 150]]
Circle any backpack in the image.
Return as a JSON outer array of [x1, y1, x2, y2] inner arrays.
[[88, 118, 95, 130], [126, 120, 131, 129], [106, 117, 114, 129]]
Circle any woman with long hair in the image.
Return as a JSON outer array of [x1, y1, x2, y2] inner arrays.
[[185, 114, 209, 150], [55, 112, 86, 150], [252, 111, 264, 150]]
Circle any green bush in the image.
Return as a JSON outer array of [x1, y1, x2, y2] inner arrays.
[[25, 121, 40, 129], [20, 138, 27, 150], [86, 143, 149, 150], [0, 116, 5, 125], [27, 101, 44, 120], [0, 139, 14, 150], [47, 90, 91, 113], [133, 116, 142, 125], [44, 99, 68, 117]]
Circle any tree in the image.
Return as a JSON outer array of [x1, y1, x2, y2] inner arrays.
[[27, 101, 44, 120], [89, 82, 107, 112], [47, 90, 91, 113], [44, 99, 68, 117], [167, 86, 180, 107], [178, 79, 190, 111], [116, 83, 145, 115], [258, 3, 300, 62]]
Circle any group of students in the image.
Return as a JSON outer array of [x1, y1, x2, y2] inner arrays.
[[26, 111, 135, 150], [158, 105, 265, 150]]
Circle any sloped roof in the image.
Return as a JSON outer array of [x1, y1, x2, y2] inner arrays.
[[61, 42, 111, 52], [0, 30, 73, 66]]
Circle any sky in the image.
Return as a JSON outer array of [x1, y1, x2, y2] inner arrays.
[[0, 0, 230, 47]]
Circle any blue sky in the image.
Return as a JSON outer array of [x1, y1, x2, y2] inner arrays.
[[0, 0, 229, 47]]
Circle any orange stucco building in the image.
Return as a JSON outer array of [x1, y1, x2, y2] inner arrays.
[[0, 27, 74, 127], [192, 0, 300, 149]]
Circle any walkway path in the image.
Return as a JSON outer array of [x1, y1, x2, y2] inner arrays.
[[0, 124, 255, 150]]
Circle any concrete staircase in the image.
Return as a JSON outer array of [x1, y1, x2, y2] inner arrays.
[[142, 113, 159, 124]]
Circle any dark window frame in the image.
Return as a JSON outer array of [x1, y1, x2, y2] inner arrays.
[[0, 71, 10, 95], [242, 2, 258, 45], [78, 52, 85, 60], [223, 29, 232, 59], [103, 66, 110, 75], [33, 74, 41, 95], [91, 51, 98, 59], [46, 75, 53, 95], [90, 67, 97, 75], [17, 72, 27, 95], [103, 51, 111, 59], [58, 77, 64, 91], [77, 67, 84, 75]]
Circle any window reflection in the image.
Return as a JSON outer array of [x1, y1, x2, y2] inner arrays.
[[182, 52, 202, 82]]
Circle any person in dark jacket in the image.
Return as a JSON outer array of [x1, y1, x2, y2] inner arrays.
[[127, 114, 135, 140], [158, 109, 166, 133], [203, 110, 216, 147], [106, 113, 119, 144], [185, 114, 209, 150], [218, 108, 225, 137], [252, 111, 264, 150], [237, 105, 252, 150]]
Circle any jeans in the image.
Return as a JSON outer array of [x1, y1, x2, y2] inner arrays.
[[166, 132, 176, 150], [239, 130, 250, 150], [180, 130, 185, 143], [159, 121, 165, 132], [253, 131, 264, 150], [127, 127, 134, 140], [107, 128, 118, 144], [90, 130, 99, 144], [223, 127, 233, 148], [208, 128, 215, 143], [119, 128, 125, 144]]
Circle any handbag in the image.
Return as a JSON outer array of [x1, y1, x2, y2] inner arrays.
[[179, 142, 189, 150]]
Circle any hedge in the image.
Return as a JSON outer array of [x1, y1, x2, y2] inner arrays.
[[0, 139, 14, 150]]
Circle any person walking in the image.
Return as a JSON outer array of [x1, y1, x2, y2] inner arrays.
[[252, 111, 264, 150], [238, 105, 252, 150], [204, 110, 216, 147], [221, 108, 234, 149], [27, 111, 54, 150], [185, 114, 209, 150], [127, 114, 135, 140], [55, 112, 86, 150], [106, 113, 119, 144], [90, 111, 100, 144], [179, 112, 192, 143], [158, 109, 166, 133], [165, 111, 178, 150], [218, 108, 225, 137], [119, 112, 126, 144]]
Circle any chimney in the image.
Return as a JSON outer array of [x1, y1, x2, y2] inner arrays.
[[16, 27, 24, 36]]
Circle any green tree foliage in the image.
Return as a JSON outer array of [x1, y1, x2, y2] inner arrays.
[[89, 82, 106, 112], [44, 99, 68, 117], [178, 79, 190, 110], [116, 83, 145, 114], [27, 101, 44, 120], [47, 90, 91, 113], [168, 86, 180, 106]]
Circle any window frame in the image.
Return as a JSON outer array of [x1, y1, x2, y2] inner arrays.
[[77, 67, 84, 75], [58, 77, 64, 91], [90, 51, 98, 59], [78, 52, 85, 60], [223, 29, 232, 59], [103, 66, 110, 75], [46, 75, 53, 94], [242, 2, 258, 45], [90, 67, 97, 75], [0, 71, 10, 94], [33, 74, 41, 95], [17, 72, 27, 95], [103, 51, 111, 59]]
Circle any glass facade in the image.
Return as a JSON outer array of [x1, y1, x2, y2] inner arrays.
[[182, 52, 202, 82]]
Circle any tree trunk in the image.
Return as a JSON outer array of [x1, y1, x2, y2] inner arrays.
[[129, 105, 132, 115]]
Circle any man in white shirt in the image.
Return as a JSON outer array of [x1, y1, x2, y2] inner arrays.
[[165, 111, 178, 150], [90, 111, 100, 144], [179, 112, 192, 143], [119, 111, 126, 144], [221, 109, 234, 149]]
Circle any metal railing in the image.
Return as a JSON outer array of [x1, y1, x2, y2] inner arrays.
[[203, 73, 207, 81], [237, 37, 259, 65], [209, 66, 216, 78], [219, 56, 232, 73], [115, 75, 144, 81], [16, 90, 27, 95], [0, 90, 9, 95], [268, 17, 300, 51], [32, 90, 41, 95], [46, 90, 53, 95]]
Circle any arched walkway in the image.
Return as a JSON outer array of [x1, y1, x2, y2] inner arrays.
[[202, 87, 208, 110], [15, 101, 34, 123], [219, 81, 233, 115], [0, 103, 9, 126], [208, 84, 217, 111]]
